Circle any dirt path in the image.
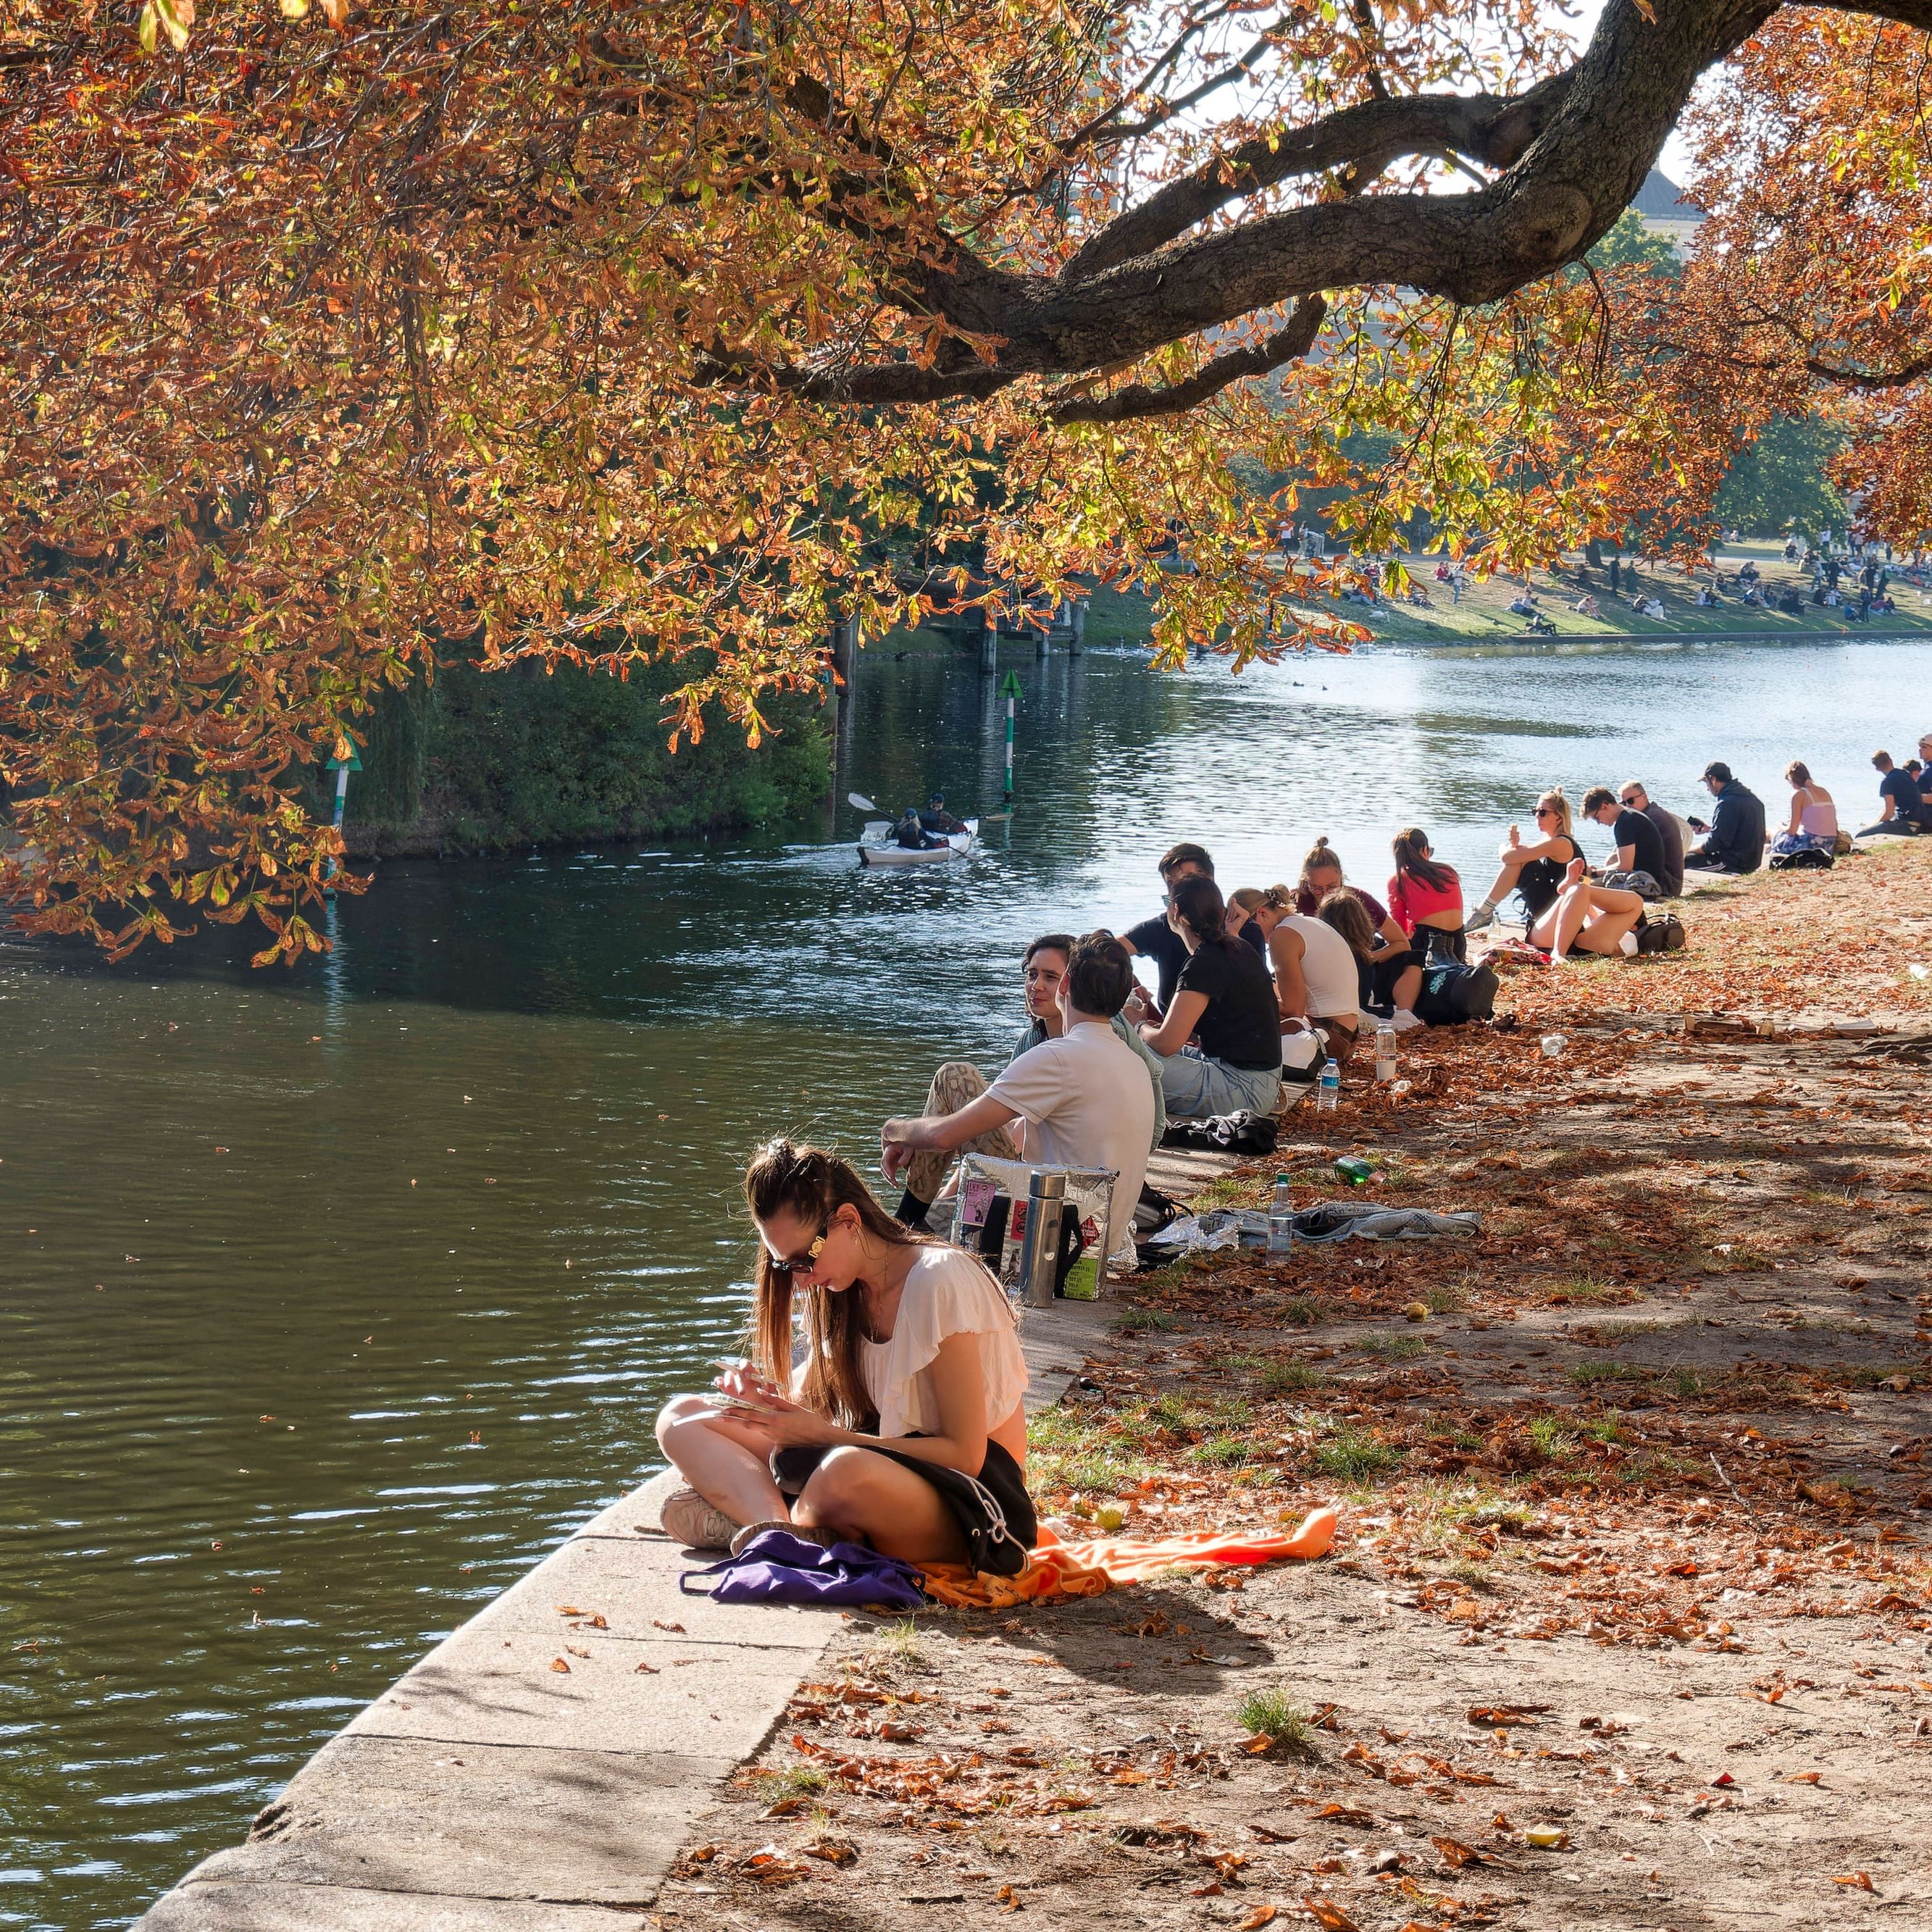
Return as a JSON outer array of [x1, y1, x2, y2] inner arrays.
[[653, 847, 1932, 1931]]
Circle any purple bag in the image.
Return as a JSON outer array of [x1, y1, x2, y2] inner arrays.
[[679, 1528, 926, 1610]]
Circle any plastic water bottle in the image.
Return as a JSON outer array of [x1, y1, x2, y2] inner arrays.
[[1316, 1057, 1341, 1113], [1265, 1174, 1294, 1265], [1374, 1021, 1397, 1083]]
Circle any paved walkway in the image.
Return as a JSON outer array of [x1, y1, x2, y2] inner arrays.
[[135, 1153, 1237, 1930]]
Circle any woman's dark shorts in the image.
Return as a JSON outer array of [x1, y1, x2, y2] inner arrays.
[[771, 1438, 1037, 1577]]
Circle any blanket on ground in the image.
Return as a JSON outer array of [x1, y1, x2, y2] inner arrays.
[[918, 1506, 1338, 1608]]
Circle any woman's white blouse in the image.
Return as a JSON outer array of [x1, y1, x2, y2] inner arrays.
[[858, 1247, 1028, 1439]]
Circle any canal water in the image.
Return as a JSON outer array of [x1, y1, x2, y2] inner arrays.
[[4, 634, 1928, 1928]]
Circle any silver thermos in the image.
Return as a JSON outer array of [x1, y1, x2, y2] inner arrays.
[[1019, 1170, 1066, 1309]]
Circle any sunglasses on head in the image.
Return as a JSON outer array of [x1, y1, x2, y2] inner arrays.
[[767, 1226, 829, 1276]]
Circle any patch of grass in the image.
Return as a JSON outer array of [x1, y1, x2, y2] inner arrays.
[[1189, 1434, 1253, 1468], [1236, 1687, 1313, 1747], [1443, 1557, 1495, 1592], [1580, 1410, 1626, 1444], [756, 1764, 829, 1799], [865, 1618, 930, 1673], [1209, 1349, 1268, 1373], [1113, 1305, 1181, 1334], [1260, 1360, 1331, 1394], [1309, 1423, 1404, 1480], [1568, 1360, 1649, 1387], [1839, 1363, 1923, 1389], [1629, 1450, 1702, 1484], [1543, 1271, 1637, 1305], [1668, 1368, 1709, 1399], [1354, 1331, 1429, 1360], [1026, 1404, 1155, 1494], [1280, 1297, 1318, 1328], [1422, 1283, 1466, 1314], [1585, 1319, 1679, 1340], [1189, 1174, 1256, 1211], [1526, 1415, 1577, 1463]]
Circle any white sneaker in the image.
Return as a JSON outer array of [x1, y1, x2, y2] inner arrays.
[[658, 1486, 737, 1550], [1390, 1008, 1426, 1032]]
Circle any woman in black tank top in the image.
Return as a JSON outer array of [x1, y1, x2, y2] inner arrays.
[[1464, 790, 1581, 931]]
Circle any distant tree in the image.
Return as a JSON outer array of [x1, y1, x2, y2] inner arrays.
[[1711, 417, 1849, 539], [1585, 209, 1683, 278]]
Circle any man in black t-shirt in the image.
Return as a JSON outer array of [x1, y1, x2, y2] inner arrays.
[[1581, 787, 1667, 898], [1858, 752, 1925, 837], [1119, 842, 1266, 1012]]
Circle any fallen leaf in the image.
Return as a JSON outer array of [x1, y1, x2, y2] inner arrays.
[[1237, 1907, 1279, 1930], [1311, 1803, 1377, 1828], [1832, 1873, 1875, 1892], [1432, 1835, 1484, 1868], [1302, 1897, 1360, 1931], [1783, 1771, 1824, 1785], [548, 1657, 571, 1673]]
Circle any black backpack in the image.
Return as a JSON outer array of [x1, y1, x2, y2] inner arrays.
[[1635, 911, 1686, 954], [1768, 846, 1833, 871], [1413, 958, 1500, 1026]]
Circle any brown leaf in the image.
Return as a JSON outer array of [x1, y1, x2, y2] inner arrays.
[[1302, 1897, 1360, 1931], [1431, 1835, 1485, 1869], [548, 1657, 571, 1673], [1311, 1803, 1376, 1828], [1236, 1907, 1279, 1931], [1832, 1873, 1875, 1891]]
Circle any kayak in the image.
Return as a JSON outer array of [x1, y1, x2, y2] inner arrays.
[[857, 819, 978, 867]]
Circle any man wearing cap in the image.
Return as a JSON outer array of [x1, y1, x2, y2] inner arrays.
[[918, 793, 969, 835], [1682, 762, 1767, 875]]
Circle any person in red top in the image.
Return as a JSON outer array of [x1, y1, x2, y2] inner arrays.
[[1382, 828, 1465, 1029]]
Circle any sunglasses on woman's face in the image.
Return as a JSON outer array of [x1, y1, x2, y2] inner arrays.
[[1534, 806, 1557, 819], [767, 1227, 829, 1276]]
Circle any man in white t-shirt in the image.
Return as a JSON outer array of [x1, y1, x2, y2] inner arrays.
[[882, 932, 1155, 1263]]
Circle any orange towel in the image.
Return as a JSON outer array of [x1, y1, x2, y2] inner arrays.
[[919, 1506, 1337, 1608]]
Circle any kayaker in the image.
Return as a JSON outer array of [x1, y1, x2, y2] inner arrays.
[[893, 807, 942, 850], [919, 794, 969, 835]]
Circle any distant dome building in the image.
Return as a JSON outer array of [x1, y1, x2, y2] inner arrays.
[[1631, 167, 1707, 253]]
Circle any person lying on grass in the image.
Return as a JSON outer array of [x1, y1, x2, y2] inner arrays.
[[656, 1139, 1034, 1571]]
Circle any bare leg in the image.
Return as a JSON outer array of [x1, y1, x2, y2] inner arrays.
[[791, 1446, 972, 1566], [1479, 851, 1531, 906], [1568, 885, 1644, 956], [903, 1061, 1021, 1203], [656, 1394, 787, 1527], [1392, 964, 1423, 1010], [1538, 885, 1592, 958]]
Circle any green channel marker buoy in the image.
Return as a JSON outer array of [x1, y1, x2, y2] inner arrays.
[[325, 745, 361, 882], [999, 668, 1021, 798]]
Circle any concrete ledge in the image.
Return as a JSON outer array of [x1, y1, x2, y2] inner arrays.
[[135, 1290, 1144, 1927]]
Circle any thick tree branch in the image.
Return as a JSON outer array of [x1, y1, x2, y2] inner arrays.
[[1045, 294, 1327, 423], [1061, 72, 1578, 283]]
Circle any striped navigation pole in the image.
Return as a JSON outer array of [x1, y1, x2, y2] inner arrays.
[[1000, 667, 1021, 800], [325, 744, 361, 885]]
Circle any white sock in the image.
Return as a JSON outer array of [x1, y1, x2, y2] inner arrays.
[[1390, 1008, 1426, 1032]]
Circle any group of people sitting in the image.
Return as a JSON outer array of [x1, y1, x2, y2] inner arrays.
[[650, 748, 1926, 1576]]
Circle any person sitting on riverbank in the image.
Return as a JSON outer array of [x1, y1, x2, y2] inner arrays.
[[1118, 842, 1265, 1014], [1463, 792, 1580, 933], [1529, 856, 1647, 961], [1136, 877, 1284, 1121], [1294, 837, 1416, 1012], [1615, 781, 1686, 896], [1858, 751, 1925, 837], [1581, 785, 1668, 898], [881, 933, 1155, 1266], [1684, 762, 1767, 874], [1387, 827, 1468, 967], [656, 1140, 1034, 1567], [1310, 885, 1431, 1032], [1771, 761, 1840, 857], [1229, 886, 1364, 1063], [1007, 933, 1166, 1149]]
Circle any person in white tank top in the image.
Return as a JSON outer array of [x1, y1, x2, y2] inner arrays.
[[1229, 886, 1363, 1061]]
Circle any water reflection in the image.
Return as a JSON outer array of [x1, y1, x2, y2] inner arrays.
[[4, 633, 1928, 1930]]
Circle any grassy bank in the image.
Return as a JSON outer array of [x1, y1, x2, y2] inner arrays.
[[663, 842, 1932, 1927]]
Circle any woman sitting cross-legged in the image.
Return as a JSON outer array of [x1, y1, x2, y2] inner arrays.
[[656, 1139, 1035, 1570], [1229, 884, 1363, 1066], [1136, 875, 1284, 1120], [1529, 855, 1645, 961]]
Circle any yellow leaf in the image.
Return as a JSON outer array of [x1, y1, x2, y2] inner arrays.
[[279, 0, 313, 14], [154, 0, 193, 48]]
